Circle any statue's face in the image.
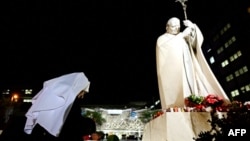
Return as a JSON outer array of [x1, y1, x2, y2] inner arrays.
[[166, 18, 180, 35]]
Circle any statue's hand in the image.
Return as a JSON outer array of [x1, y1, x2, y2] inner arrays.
[[182, 20, 195, 37], [183, 20, 195, 29]]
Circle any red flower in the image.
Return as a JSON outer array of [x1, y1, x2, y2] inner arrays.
[[195, 104, 205, 111], [203, 94, 224, 107]]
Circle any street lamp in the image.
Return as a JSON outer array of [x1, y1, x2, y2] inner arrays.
[[11, 94, 19, 102]]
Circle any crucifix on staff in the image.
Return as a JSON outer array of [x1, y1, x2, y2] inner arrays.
[[176, 0, 188, 20]]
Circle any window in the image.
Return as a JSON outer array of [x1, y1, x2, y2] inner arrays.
[[209, 56, 215, 64], [226, 74, 234, 82], [23, 99, 32, 103], [229, 50, 242, 62], [217, 47, 224, 54], [246, 84, 250, 92], [240, 83, 250, 94], [235, 70, 240, 77], [221, 60, 229, 67], [231, 89, 239, 97], [243, 66, 248, 72], [224, 42, 229, 48], [24, 89, 33, 95], [235, 66, 249, 77], [224, 36, 236, 48]]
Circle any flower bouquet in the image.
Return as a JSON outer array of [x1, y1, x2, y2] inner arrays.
[[203, 94, 224, 111], [185, 94, 225, 112], [185, 94, 205, 111]]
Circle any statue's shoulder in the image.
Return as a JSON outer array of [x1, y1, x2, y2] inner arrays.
[[156, 33, 176, 47], [157, 33, 171, 41]]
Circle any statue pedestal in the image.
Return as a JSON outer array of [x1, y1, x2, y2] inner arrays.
[[142, 112, 212, 141]]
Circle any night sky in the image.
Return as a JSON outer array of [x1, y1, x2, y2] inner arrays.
[[0, 0, 247, 105]]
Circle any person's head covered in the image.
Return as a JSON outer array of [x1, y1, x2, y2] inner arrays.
[[107, 134, 120, 141], [166, 17, 180, 35], [24, 72, 90, 137], [91, 131, 104, 140]]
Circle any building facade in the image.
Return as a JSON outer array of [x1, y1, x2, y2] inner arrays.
[[202, 4, 250, 102]]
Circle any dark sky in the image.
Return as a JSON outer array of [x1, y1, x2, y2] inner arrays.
[[0, 0, 247, 105]]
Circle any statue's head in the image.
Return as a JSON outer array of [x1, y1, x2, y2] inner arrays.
[[166, 17, 180, 35]]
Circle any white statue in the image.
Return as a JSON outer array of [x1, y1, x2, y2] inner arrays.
[[156, 17, 231, 109]]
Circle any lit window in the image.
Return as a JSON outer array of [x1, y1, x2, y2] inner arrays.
[[2, 89, 10, 95], [231, 89, 239, 97], [243, 66, 248, 73], [246, 84, 250, 92], [239, 68, 244, 75], [237, 50, 242, 56], [229, 56, 234, 62], [221, 60, 229, 67], [234, 66, 248, 77], [224, 42, 229, 48], [217, 47, 224, 54], [235, 70, 240, 77], [233, 54, 238, 59], [225, 60, 228, 66], [23, 99, 32, 103], [240, 83, 250, 94], [228, 39, 233, 45], [209, 56, 215, 64], [220, 23, 230, 35], [229, 50, 242, 62], [229, 36, 236, 45], [25, 89, 33, 94], [224, 36, 236, 49], [231, 36, 236, 42], [241, 86, 246, 93], [226, 74, 234, 82], [221, 62, 225, 67]]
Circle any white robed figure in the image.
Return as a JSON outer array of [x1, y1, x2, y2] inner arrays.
[[156, 17, 230, 109], [24, 72, 90, 137]]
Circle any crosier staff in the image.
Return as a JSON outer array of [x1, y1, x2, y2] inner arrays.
[[175, 0, 188, 20], [175, 0, 197, 95]]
